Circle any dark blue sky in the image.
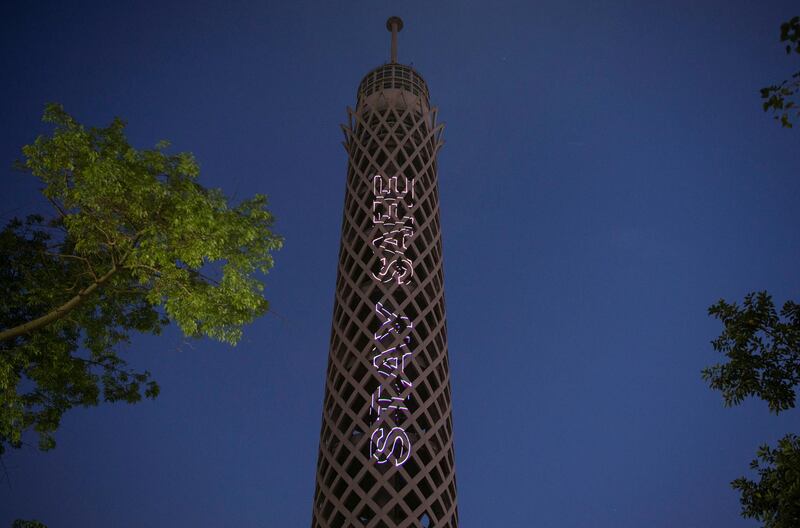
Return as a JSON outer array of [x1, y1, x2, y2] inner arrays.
[[2, 1, 799, 526]]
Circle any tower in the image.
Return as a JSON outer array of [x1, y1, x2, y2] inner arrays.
[[310, 17, 458, 528]]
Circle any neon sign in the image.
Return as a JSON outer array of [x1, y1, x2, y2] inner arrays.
[[368, 174, 415, 466]]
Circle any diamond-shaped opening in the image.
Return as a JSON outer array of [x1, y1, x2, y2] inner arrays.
[[335, 442, 349, 465], [436, 393, 447, 413], [396, 149, 407, 166], [356, 302, 372, 321], [328, 436, 341, 454], [343, 351, 357, 370], [405, 361, 420, 382], [417, 444, 432, 466], [344, 490, 360, 511], [365, 379, 380, 405], [435, 363, 446, 382], [419, 476, 433, 497], [354, 332, 370, 354], [333, 373, 346, 392], [431, 499, 445, 519], [430, 435, 442, 456], [345, 319, 360, 341], [438, 458, 451, 480], [390, 471, 408, 492], [406, 394, 421, 415], [374, 485, 391, 507], [341, 382, 355, 403], [417, 382, 431, 402], [351, 424, 364, 439], [346, 457, 361, 479], [403, 453, 421, 477], [358, 470, 377, 493], [352, 362, 368, 383], [322, 499, 334, 519], [333, 477, 348, 497], [338, 413, 353, 434], [441, 490, 453, 510], [403, 488, 422, 510], [357, 504, 374, 526], [428, 404, 441, 423], [430, 466, 443, 486]]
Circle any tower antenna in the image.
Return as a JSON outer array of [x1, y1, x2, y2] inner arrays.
[[386, 16, 403, 63]]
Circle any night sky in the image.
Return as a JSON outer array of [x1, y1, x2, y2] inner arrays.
[[2, 1, 799, 526]]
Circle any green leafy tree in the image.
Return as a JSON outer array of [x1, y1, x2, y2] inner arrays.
[[703, 16, 800, 526], [0, 104, 282, 454], [705, 293, 800, 526], [731, 435, 800, 528], [704, 292, 800, 414], [760, 16, 800, 127]]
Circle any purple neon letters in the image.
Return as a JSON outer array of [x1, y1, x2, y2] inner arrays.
[[368, 174, 415, 467]]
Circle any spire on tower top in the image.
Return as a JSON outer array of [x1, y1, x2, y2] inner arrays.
[[386, 16, 403, 63]]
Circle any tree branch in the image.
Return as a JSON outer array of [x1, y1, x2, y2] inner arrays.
[[0, 265, 119, 343]]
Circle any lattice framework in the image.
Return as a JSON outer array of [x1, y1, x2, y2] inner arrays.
[[311, 68, 457, 528]]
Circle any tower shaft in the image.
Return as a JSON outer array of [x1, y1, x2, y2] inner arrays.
[[311, 20, 457, 528]]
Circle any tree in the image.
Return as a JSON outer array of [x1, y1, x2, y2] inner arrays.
[[703, 16, 800, 527], [760, 16, 800, 127], [732, 435, 800, 528], [0, 104, 282, 454], [704, 292, 800, 414], [11, 521, 48, 528], [705, 293, 800, 526]]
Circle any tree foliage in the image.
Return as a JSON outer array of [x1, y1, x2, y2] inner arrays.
[[703, 17, 800, 525], [704, 292, 800, 414], [11, 521, 48, 528], [706, 293, 800, 526], [732, 434, 800, 528], [760, 16, 800, 128], [0, 104, 282, 453]]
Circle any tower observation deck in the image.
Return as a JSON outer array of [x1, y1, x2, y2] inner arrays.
[[311, 17, 458, 527]]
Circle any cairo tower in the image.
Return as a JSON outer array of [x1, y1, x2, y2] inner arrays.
[[310, 17, 458, 528]]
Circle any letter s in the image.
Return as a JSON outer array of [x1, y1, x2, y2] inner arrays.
[[370, 426, 411, 466]]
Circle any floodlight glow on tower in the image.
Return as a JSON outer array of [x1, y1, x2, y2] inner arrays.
[[311, 17, 458, 527]]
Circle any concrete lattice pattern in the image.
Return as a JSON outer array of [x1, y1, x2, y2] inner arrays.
[[310, 59, 458, 528]]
